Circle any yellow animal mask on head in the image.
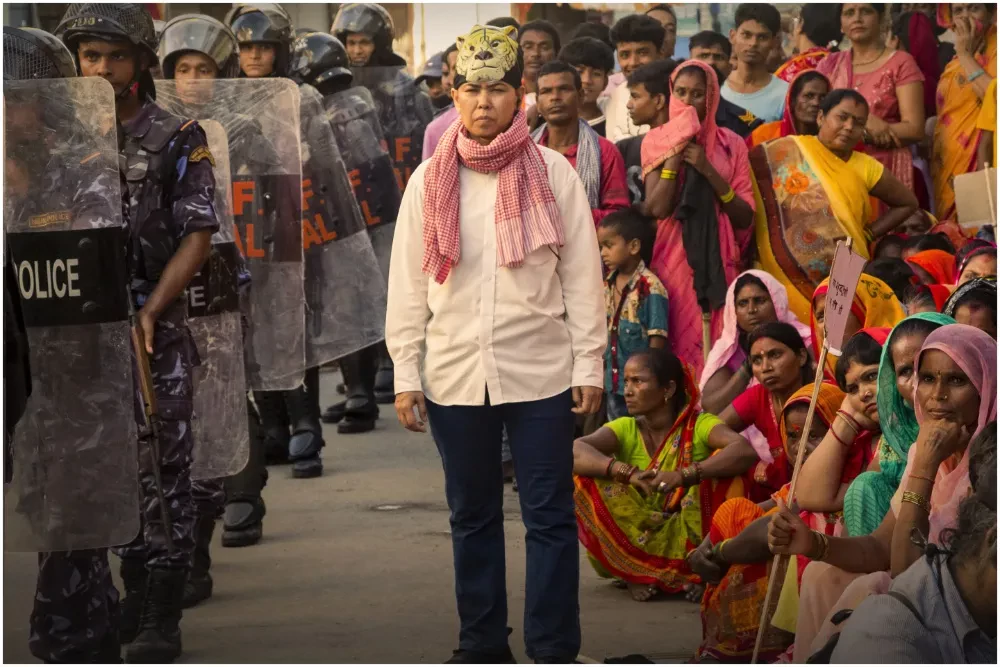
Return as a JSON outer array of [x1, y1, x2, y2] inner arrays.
[[453, 24, 522, 88]]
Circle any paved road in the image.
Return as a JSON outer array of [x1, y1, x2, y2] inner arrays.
[[4, 371, 701, 663]]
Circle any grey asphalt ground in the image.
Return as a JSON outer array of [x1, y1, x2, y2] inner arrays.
[[4, 370, 701, 663]]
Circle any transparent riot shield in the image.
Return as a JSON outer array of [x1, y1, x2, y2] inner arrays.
[[323, 85, 403, 282], [156, 78, 305, 390], [3, 78, 140, 551], [187, 120, 249, 480], [297, 84, 385, 368]]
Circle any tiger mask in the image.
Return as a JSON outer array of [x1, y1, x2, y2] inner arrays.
[[454, 25, 521, 85]]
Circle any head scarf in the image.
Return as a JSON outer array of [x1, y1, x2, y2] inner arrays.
[[942, 277, 998, 318], [858, 326, 891, 346], [700, 270, 813, 391], [669, 59, 721, 158], [810, 274, 907, 369], [877, 313, 957, 463], [779, 382, 845, 460], [777, 70, 831, 139], [896, 324, 998, 543], [906, 249, 957, 285]]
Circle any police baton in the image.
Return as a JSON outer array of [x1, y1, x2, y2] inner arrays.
[[128, 299, 176, 555]]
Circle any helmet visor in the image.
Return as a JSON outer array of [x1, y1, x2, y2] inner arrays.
[[159, 18, 235, 72]]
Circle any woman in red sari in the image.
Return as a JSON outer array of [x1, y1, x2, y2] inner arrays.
[[748, 70, 830, 148], [818, 4, 927, 211], [641, 60, 755, 375]]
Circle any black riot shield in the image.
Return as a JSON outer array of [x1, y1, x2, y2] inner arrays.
[[156, 78, 306, 391], [322, 84, 402, 282], [187, 120, 249, 480], [3, 78, 140, 551], [297, 84, 385, 367]]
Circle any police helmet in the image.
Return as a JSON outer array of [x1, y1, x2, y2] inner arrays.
[[228, 4, 294, 76], [331, 3, 394, 56], [57, 3, 159, 64], [159, 14, 240, 79], [3, 27, 78, 81], [290, 32, 353, 88]]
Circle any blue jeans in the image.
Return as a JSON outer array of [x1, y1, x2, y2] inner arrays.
[[425, 390, 580, 660]]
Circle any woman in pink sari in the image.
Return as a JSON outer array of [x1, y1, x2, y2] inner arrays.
[[640, 59, 755, 376], [768, 323, 997, 661], [818, 3, 927, 211]]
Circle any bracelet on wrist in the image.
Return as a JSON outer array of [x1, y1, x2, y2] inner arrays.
[[807, 530, 830, 561], [901, 490, 931, 513], [660, 167, 677, 180], [907, 473, 935, 485], [836, 410, 861, 434], [604, 457, 616, 478], [712, 538, 730, 564], [969, 67, 987, 82], [719, 187, 736, 204]]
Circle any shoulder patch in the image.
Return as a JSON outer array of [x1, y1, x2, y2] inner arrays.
[[188, 145, 215, 167], [739, 109, 758, 124], [30, 210, 71, 228]]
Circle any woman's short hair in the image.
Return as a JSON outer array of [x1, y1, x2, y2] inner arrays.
[[820, 88, 870, 115], [834, 329, 884, 390]]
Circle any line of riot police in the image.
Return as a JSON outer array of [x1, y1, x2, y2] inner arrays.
[[2, 3, 430, 663]]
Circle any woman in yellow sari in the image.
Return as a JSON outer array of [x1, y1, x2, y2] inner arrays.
[[752, 89, 918, 323], [932, 3, 997, 220], [573, 348, 758, 601]]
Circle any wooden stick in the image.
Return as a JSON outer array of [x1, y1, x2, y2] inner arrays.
[[750, 342, 829, 663], [985, 162, 996, 226], [702, 312, 712, 364], [751, 237, 852, 663]]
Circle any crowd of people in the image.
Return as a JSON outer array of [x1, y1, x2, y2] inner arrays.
[[389, 2, 998, 663], [2, 1, 998, 665]]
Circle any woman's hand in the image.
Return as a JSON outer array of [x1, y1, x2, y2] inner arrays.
[[840, 393, 878, 432], [688, 542, 726, 584], [865, 116, 898, 148], [683, 144, 713, 177], [911, 418, 972, 476], [953, 15, 985, 57], [767, 498, 813, 556], [628, 469, 657, 496], [649, 469, 684, 495]]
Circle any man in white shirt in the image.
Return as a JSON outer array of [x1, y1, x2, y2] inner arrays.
[[386, 24, 606, 664], [605, 14, 666, 142], [721, 3, 790, 123]]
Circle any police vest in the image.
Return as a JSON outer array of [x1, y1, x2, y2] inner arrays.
[[121, 106, 199, 291]]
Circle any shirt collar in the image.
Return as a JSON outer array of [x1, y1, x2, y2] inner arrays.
[[606, 259, 647, 290]]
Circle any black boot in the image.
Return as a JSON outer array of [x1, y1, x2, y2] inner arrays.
[[118, 558, 147, 645], [182, 516, 215, 608], [286, 367, 324, 478], [222, 496, 266, 547], [337, 347, 378, 434], [254, 390, 290, 464], [126, 569, 186, 663], [373, 343, 395, 404]]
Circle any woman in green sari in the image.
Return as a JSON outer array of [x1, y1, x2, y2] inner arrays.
[[842, 312, 954, 536], [573, 348, 758, 601]]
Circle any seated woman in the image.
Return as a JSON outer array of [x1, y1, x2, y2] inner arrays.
[[795, 329, 891, 519], [691, 382, 848, 662], [573, 348, 758, 602], [954, 240, 998, 285], [943, 277, 997, 339], [768, 323, 997, 662], [700, 272, 813, 444], [717, 322, 813, 502], [842, 313, 955, 537], [753, 89, 919, 323], [810, 273, 906, 382], [830, 424, 997, 663], [748, 71, 831, 148], [905, 248, 956, 285]]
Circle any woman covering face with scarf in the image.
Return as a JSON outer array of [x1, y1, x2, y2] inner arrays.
[[638, 60, 756, 375]]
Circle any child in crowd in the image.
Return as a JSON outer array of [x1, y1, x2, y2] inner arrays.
[[598, 207, 669, 420]]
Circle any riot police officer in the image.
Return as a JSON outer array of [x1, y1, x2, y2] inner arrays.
[[228, 3, 327, 479], [58, 4, 219, 661]]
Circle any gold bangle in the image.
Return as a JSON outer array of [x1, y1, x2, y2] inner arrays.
[[719, 187, 736, 204], [660, 168, 677, 180], [808, 530, 830, 561], [901, 491, 931, 513]]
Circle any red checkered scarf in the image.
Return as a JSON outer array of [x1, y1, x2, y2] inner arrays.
[[422, 110, 564, 284]]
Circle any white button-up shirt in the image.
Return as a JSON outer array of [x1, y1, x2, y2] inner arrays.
[[386, 145, 607, 407]]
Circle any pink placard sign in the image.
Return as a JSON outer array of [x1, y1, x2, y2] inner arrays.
[[824, 242, 867, 354]]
